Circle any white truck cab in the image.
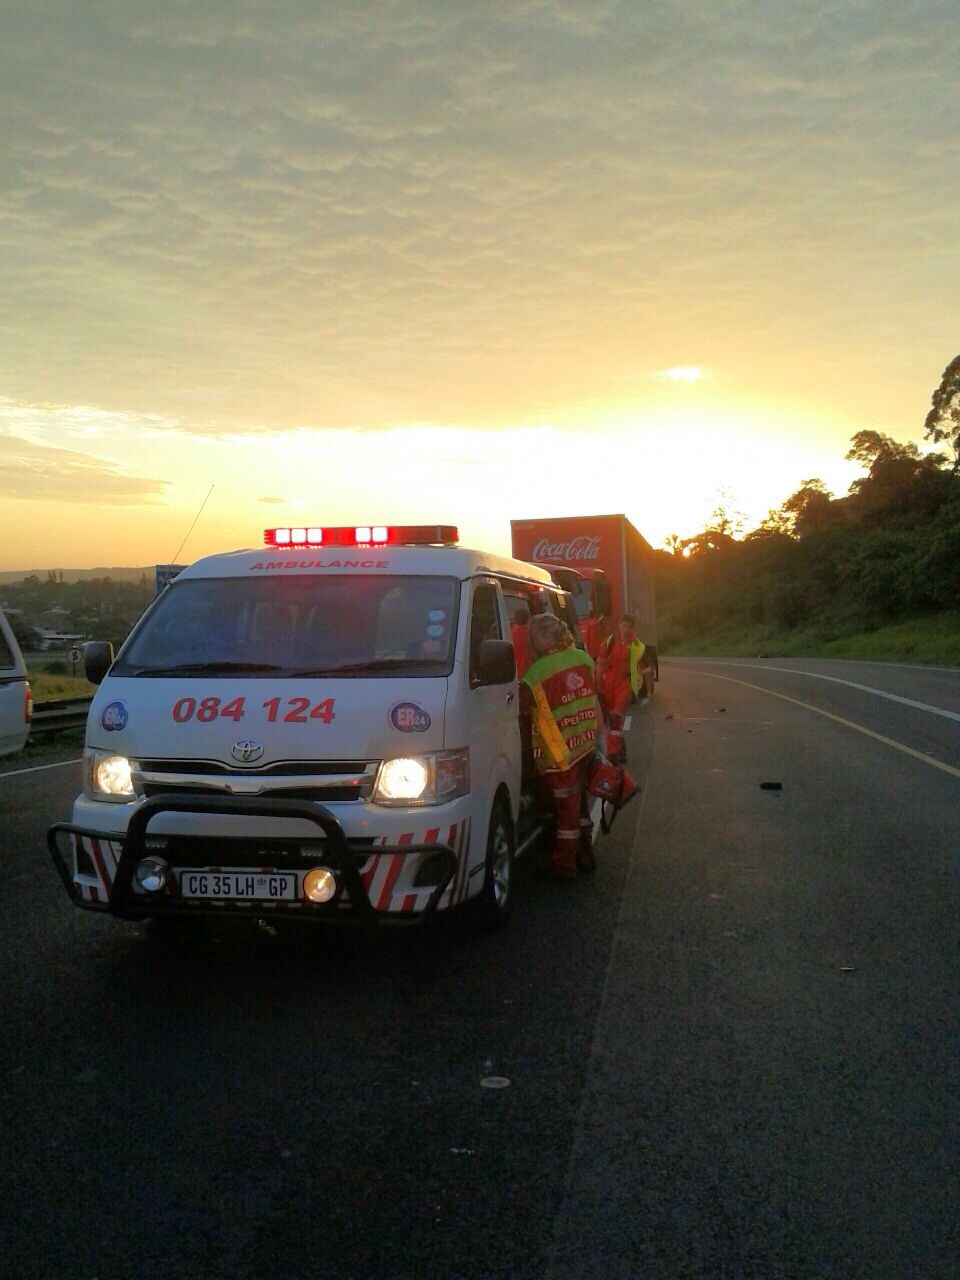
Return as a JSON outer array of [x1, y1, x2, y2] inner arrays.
[[0, 607, 32, 758], [48, 524, 584, 929]]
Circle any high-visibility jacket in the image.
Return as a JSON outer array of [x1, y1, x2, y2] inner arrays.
[[521, 646, 600, 773], [598, 634, 646, 703]]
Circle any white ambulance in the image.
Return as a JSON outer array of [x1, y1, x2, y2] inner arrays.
[[48, 524, 585, 930]]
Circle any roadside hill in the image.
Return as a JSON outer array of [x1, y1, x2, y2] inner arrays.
[[0, 567, 148, 585]]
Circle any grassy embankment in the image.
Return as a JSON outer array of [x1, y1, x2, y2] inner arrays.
[[30, 673, 96, 700], [18, 661, 95, 756], [659, 610, 960, 665]]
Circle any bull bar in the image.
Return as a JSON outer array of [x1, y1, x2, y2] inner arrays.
[[47, 793, 458, 927]]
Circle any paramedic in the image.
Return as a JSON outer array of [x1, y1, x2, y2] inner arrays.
[[520, 613, 601, 880], [595, 613, 650, 762], [510, 605, 531, 676]]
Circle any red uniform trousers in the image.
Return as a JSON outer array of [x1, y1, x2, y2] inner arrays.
[[601, 681, 631, 761], [542, 755, 595, 878]]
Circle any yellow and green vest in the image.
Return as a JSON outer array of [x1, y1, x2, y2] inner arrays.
[[521, 647, 600, 772]]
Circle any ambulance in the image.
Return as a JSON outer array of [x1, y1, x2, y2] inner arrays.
[[48, 524, 586, 930]]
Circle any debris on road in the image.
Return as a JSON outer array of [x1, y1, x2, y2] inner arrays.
[[760, 781, 783, 790], [480, 1076, 511, 1090]]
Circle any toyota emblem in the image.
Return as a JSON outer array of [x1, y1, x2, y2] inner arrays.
[[231, 739, 264, 763]]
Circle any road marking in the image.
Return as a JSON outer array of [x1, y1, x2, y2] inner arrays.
[[0, 758, 82, 780], [689, 671, 960, 780], [685, 659, 960, 722]]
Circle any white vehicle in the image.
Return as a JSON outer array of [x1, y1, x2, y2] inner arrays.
[[0, 607, 32, 758], [48, 524, 586, 929]]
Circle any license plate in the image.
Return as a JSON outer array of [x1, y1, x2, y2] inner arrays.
[[178, 869, 298, 900]]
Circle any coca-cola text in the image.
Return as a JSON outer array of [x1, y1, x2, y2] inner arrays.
[[530, 535, 601, 562]]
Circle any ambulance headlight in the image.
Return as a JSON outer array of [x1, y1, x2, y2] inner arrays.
[[374, 749, 470, 807], [84, 749, 136, 801], [376, 756, 430, 802]]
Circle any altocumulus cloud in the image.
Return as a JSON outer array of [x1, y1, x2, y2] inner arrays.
[[0, 433, 167, 505], [1, 1, 958, 431]]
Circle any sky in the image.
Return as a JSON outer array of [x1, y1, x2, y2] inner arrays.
[[1, 0, 958, 570]]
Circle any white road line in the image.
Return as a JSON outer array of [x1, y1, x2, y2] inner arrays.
[[685, 660, 960, 723], [688, 670, 960, 780], [0, 757, 82, 780]]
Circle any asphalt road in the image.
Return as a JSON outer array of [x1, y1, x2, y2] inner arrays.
[[1, 658, 957, 1280]]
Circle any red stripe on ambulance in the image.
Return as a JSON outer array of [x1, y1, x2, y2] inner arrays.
[[89, 839, 113, 901], [376, 832, 413, 910], [399, 827, 439, 912]]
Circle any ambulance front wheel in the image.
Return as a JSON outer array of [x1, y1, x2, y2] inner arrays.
[[471, 794, 515, 932]]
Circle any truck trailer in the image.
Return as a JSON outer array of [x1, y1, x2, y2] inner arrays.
[[510, 514, 658, 676]]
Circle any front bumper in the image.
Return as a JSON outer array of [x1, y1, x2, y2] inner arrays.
[[48, 793, 457, 927]]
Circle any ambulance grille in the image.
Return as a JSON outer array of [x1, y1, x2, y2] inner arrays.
[[138, 759, 371, 776], [138, 782, 369, 803], [134, 760, 379, 803]]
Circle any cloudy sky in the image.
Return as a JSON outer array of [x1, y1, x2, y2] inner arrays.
[[1, 0, 957, 569]]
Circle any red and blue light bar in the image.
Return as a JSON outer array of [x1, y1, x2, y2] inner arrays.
[[264, 524, 459, 549]]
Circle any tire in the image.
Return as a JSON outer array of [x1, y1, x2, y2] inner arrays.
[[471, 796, 515, 932]]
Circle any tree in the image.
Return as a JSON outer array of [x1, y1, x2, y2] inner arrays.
[[778, 478, 835, 539], [845, 430, 948, 524], [681, 529, 736, 557], [845, 430, 918, 469], [923, 355, 960, 468], [709, 488, 746, 538], [749, 508, 792, 538]]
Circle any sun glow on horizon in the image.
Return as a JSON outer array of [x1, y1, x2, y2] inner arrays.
[[656, 366, 706, 384], [0, 398, 875, 570]]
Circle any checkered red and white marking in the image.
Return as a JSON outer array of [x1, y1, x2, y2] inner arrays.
[[357, 818, 472, 912]]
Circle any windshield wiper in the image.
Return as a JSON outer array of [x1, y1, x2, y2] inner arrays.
[[287, 658, 449, 676], [126, 662, 285, 676]]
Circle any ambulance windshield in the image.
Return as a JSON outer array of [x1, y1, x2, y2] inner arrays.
[[114, 575, 459, 678]]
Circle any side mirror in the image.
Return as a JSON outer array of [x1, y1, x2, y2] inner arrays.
[[477, 638, 516, 686], [595, 579, 612, 617], [83, 641, 115, 686]]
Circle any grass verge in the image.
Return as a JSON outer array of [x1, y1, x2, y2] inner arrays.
[[661, 611, 960, 664], [29, 673, 97, 701]]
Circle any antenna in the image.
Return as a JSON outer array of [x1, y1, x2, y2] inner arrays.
[[170, 483, 215, 564]]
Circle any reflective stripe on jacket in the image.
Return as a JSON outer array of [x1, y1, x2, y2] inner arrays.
[[521, 646, 600, 772]]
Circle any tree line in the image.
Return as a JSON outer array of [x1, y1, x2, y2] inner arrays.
[[0, 574, 155, 652], [656, 356, 960, 648]]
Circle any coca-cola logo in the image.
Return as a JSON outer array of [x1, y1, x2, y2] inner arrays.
[[530, 535, 601, 562]]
